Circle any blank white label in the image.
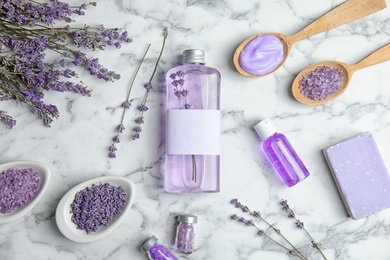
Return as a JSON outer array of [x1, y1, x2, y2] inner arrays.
[[166, 109, 221, 155]]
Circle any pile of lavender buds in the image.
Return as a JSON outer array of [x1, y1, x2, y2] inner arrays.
[[0, 167, 41, 214], [149, 243, 178, 260], [299, 66, 344, 101], [0, 0, 131, 128], [70, 182, 126, 234], [176, 222, 195, 252]]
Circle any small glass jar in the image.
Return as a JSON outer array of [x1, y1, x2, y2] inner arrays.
[[140, 235, 177, 260], [175, 214, 198, 253]]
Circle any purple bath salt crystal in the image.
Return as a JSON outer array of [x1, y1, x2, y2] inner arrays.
[[140, 236, 178, 260], [70, 183, 126, 234], [0, 167, 41, 214], [299, 65, 344, 101], [174, 214, 197, 253]]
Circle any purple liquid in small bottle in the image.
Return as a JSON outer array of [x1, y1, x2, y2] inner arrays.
[[254, 118, 309, 187]]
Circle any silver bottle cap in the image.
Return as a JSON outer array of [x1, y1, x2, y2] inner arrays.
[[183, 49, 205, 64], [140, 235, 158, 253], [177, 214, 198, 224]]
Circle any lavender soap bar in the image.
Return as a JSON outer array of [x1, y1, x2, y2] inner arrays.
[[323, 132, 390, 220]]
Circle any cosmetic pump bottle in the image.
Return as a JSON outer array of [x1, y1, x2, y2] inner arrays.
[[165, 49, 221, 193], [254, 118, 310, 187]]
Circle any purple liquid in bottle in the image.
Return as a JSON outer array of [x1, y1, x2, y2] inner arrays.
[[254, 118, 309, 187], [165, 49, 221, 193]]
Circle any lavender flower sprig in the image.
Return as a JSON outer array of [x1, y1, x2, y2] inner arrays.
[[231, 199, 307, 260], [108, 44, 151, 158], [281, 199, 328, 260], [132, 27, 168, 140], [0, 0, 131, 128], [230, 213, 307, 260]]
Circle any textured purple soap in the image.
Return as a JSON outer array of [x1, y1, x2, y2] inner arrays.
[[323, 132, 390, 219]]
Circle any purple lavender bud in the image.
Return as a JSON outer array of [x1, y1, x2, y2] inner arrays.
[[242, 206, 250, 213], [137, 104, 148, 112], [245, 220, 254, 226], [184, 104, 191, 109], [231, 214, 238, 220], [280, 199, 288, 207], [132, 133, 140, 140], [134, 126, 142, 132], [296, 220, 304, 229], [176, 70, 184, 77], [174, 90, 182, 98], [113, 135, 120, 143], [134, 117, 144, 124], [252, 211, 261, 218], [144, 82, 152, 90], [257, 230, 265, 236], [0, 111, 16, 129], [121, 100, 130, 108], [169, 73, 176, 79], [114, 42, 121, 49], [108, 152, 117, 158], [231, 199, 238, 205], [238, 217, 246, 223], [235, 202, 242, 208], [108, 144, 117, 152], [116, 124, 125, 133], [59, 59, 66, 67], [181, 89, 188, 96], [171, 80, 179, 87], [288, 210, 295, 218], [178, 78, 185, 86]]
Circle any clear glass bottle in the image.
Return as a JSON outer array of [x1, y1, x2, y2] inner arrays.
[[140, 236, 178, 260], [165, 49, 221, 193], [254, 118, 310, 187], [174, 214, 197, 253]]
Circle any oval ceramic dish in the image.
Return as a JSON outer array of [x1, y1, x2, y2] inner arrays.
[[0, 161, 51, 224], [55, 176, 135, 243]]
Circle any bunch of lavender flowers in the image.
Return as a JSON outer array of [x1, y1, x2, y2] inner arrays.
[[281, 199, 328, 260], [230, 199, 307, 260], [0, 0, 131, 128]]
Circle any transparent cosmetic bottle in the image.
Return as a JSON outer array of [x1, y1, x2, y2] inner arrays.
[[254, 118, 310, 187], [165, 49, 221, 193]]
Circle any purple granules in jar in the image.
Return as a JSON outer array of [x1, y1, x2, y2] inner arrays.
[[140, 236, 178, 260], [70, 182, 126, 234], [0, 167, 41, 214], [174, 214, 197, 253], [299, 65, 344, 101]]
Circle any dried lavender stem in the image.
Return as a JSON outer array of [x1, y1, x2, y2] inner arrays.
[[239, 206, 307, 260], [119, 44, 151, 124], [250, 224, 307, 260]]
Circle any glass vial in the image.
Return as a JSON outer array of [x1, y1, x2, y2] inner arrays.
[[174, 214, 197, 253], [254, 118, 310, 187], [165, 49, 221, 193], [140, 235, 178, 260]]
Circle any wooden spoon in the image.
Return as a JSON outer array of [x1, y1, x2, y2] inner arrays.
[[233, 0, 386, 78], [292, 43, 390, 105]]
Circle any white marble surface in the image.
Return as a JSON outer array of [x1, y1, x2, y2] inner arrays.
[[1, 0, 390, 259]]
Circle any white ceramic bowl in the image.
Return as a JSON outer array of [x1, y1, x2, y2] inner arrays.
[[0, 161, 51, 224], [55, 176, 135, 243]]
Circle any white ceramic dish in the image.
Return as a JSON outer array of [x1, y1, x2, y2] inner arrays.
[[0, 161, 51, 224], [55, 176, 135, 243]]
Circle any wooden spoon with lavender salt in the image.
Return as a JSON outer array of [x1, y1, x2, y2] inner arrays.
[[292, 43, 390, 106], [233, 0, 386, 78]]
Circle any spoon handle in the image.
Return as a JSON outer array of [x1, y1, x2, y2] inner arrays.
[[286, 0, 386, 45], [349, 43, 390, 73]]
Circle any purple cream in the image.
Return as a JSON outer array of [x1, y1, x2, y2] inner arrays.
[[239, 34, 285, 76], [323, 132, 390, 220]]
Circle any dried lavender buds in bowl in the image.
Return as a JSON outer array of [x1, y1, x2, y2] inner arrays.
[[55, 176, 135, 243], [0, 161, 51, 224]]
